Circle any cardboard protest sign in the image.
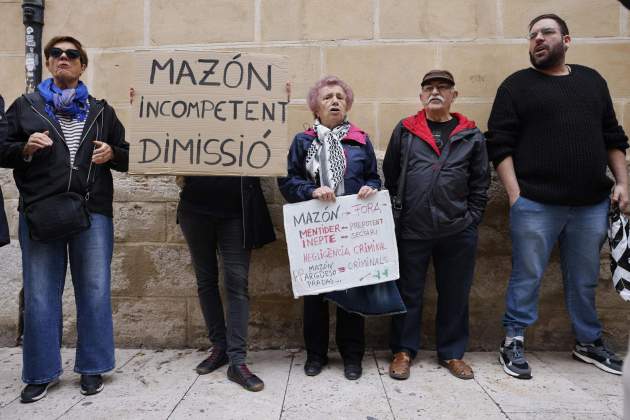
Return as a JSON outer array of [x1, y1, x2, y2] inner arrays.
[[283, 190, 400, 298], [128, 51, 289, 176]]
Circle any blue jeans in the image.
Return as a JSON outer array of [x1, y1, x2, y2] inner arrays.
[[503, 196, 609, 343], [19, 213, 115, 384]]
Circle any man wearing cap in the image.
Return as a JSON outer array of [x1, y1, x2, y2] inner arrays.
[[487, 14, 628, 380], [383, 70, 489, 380]]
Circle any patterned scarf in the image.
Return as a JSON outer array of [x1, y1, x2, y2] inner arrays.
[[37, 78, 89, 122], [305, 119, 350, 195]]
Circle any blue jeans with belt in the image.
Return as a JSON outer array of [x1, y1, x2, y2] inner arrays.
[[19, 213, 115, 384], [503, 196, 609, 343]]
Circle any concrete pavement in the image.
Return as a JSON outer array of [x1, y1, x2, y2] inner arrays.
[[0, 347, 623, 419]]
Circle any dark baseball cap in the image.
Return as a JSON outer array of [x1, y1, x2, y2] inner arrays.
[[421, 69, 455, 86]]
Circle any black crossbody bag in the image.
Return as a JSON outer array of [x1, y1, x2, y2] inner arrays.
[[24, 189, 92, 242], [23, 118, 100, 242], [391, 133, 413, 236]]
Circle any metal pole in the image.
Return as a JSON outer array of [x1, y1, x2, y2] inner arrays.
[[22, 0, 45, 93], [17, 0, 44, 346]]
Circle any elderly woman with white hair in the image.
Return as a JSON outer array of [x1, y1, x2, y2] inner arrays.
[[278, 76, 382, 381]]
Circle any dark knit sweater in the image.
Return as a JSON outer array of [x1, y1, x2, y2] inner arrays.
[[486, 65, 628, 206]]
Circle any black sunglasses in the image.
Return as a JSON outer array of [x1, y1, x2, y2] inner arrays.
[[49, 47, 81, 60]]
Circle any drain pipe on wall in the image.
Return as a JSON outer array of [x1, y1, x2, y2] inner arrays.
[[16, 0, 45, 346], [22, 0, 45, 93]]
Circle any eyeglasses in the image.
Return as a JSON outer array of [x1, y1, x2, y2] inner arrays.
[[527, 27, 561, 40], [421, 84, 453, 94], [49, 47, 81, 60]]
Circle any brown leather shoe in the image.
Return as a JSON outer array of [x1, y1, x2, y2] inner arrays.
[[389, 352, 411, 380], [439, 359, 474, 380]]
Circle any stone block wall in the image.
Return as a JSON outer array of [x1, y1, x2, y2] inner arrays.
[[0, 0, 629, 350]]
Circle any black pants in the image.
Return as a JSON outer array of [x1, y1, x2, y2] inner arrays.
[[303, 294, 365, 364], [390, 224, 478, 360], [178, 208, 251, 365]]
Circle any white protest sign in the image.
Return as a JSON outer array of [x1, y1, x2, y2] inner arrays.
[[283, 190, 399, 298], [128, 51, 289, 176]]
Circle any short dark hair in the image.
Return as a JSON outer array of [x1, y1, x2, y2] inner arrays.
[[44, 36, 88, 67], [528, 14, 569, 36]]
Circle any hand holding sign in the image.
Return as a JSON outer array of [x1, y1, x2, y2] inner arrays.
[[312, 186, 336, 201], [283, 190, 399, 298], [357, 185, 377, 199]]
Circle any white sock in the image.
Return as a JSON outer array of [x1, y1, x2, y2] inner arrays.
[[504, 336, 524, 346]]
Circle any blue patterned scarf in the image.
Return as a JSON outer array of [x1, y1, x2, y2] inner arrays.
[[37, 78, 89, 122]]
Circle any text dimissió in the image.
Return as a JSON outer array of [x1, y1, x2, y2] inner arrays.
[[138, 129, 273, 169]]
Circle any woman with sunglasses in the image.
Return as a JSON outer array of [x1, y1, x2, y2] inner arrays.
[[0, 36, 129, 403]]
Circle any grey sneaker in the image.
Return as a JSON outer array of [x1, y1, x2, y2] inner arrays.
[[499, 340, 532, 379], [573, 339, 623, 375]]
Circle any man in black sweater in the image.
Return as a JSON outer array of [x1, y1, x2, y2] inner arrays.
[[487, 14, 628, 379]]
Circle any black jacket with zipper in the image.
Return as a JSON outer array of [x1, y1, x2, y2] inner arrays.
[[178, 176, 276, 249], [383, 110, 490, 240], [0, 92, 129, 217], [0, 95, 10, 246]]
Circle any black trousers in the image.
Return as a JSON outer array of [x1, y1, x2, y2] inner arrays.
[[178, 208, 251, 366], [389, 224, 478, 360], [303, 294, 365, 364]]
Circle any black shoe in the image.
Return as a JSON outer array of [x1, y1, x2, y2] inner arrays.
[[227, 364, 264, 392], [80, 374, 104, 396], [573, 338, 623, 375], [195, 347, 228, 375], [304, 358, 327, 376], [20, 380, 59, 403], [344, 363, 362, 380]]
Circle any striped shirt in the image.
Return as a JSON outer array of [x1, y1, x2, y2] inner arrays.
[[56, 107, 87, 165]]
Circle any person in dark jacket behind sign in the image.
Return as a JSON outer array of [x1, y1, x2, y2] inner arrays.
[[383, 70, 489, 381], [278, 75, 381, 381], [176, 175, 276, 392], [127, 83, 277, 392], [0, 36, 129, 403], [0, 95, 9, 247]]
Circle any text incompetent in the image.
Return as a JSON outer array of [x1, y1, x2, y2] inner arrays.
[[129, 51, 289, 176], [283, 190, 400, 298]]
